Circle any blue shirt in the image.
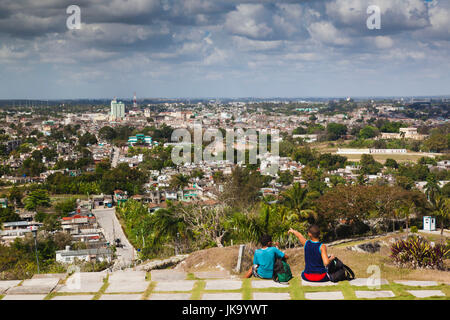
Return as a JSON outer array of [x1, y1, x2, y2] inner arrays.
[[253, 246, 285, 279]]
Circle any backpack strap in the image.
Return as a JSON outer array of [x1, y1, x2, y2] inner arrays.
[[343, 264, 355, 280]]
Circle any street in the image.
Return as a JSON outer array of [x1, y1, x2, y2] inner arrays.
[[111, 146, 120, 168], [92, 207, 136, 270]]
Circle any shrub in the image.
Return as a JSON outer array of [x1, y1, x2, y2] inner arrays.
[[390, 236, 450, 270], [410, 226, 418, 233]]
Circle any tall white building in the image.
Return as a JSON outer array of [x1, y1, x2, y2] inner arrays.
[[110, 98, 125, 121]]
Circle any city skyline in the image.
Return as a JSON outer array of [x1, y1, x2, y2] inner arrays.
[[1, 0, 449, 99]]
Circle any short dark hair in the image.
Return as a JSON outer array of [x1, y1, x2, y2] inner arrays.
[[260, 234, 272, 246], [308, 225, 320, 239]]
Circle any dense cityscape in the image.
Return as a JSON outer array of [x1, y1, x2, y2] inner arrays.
[[0, 96, 448, 274]]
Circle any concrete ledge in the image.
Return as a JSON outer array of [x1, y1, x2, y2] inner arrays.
[[150, 270, 187, 281], [202, 293, 242, 300], [149, 293, 191, 300], [393, 280, 438, 287], [0, 280, 21, 294], [58, 272, 105, 293], [355, 290, 395, 299], [301, 279, 338, 286], [349, 278, 389, 286], [204, 280, 242, 290], [305, 291, 344, 300], [7, 278, 59, 295], [251, 281, 290, 289], [154, 280, 196, 292], [99, 294, 143, 300], [51, 295, 94, 300], [406, 290, 445, 298], [253, 292, 291, 300], [193, 271, 231, 279], [2, 294, 46, 300]]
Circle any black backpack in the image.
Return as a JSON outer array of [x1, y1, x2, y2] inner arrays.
[[326, 257, 355, 282], [272, 257, 293, 283]]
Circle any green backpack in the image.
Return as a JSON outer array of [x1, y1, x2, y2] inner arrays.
[[272, 257, 293, 283]]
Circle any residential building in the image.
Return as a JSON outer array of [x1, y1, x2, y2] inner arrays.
[[110, 98, 125, 121]]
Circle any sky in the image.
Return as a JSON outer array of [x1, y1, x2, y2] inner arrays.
[[0, 0, 449, 99]]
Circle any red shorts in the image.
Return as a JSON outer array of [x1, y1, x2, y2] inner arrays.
[[302, 272, 328, 282]]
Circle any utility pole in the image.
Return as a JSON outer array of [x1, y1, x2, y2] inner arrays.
[[30, 226, 40, 274]]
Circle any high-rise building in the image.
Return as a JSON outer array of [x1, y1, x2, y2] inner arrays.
[[110, 98, 125, 121]]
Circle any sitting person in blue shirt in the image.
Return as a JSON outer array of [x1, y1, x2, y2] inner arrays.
[[244, 234, 288, 279]]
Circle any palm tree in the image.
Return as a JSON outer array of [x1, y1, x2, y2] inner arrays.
[[395, 203, 415, 237], [280, 183, 317, 221], [170, 174, 190, 190], [425, 175, 440, 202], [281, 183, 308, 214], [152, 208, 186, 253], [431, 195, 449, 242]]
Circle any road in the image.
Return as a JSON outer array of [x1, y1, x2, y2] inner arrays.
[[92, 207, 136, 270], [111, 146, 120, 168]]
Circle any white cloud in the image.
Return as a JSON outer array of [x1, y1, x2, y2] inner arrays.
[[225, 4, 273, 39], [374, 36, 394, 49], [308, 21, 352, 46]]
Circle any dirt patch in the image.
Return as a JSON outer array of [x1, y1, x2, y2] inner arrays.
[[175, 245, 250, 274], [174, 243, 450, 283]]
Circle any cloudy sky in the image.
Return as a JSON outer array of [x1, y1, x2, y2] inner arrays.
[[0, 0, 449, 99]]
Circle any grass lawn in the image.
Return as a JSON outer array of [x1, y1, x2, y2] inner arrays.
[[50, 194, 88, 201], [342, 153, 425, 163]]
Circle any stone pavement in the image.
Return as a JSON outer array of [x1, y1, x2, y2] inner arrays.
[[1, 272, 449, 300], [7, 278, 59, 295], [0, 281, 21, 294], [106, 270, 148, 293], [57, 272, 106, 293]]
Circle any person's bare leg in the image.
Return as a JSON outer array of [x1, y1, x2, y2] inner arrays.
[[244, 266, 253, 278]]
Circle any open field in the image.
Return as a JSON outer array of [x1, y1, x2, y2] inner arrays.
[[310, 141, 443, 163], [340, 153, 426, 163], [49, 194, 89, 201]]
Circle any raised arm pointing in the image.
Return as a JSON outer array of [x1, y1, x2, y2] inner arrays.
[[288, 228, 307, 246]]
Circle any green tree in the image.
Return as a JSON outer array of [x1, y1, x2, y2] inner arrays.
[[0, 207, 20, 223], [170, 174, 190, 190], [99, 126, 117, 141], [423, 133, 449, 153], [24, 190, 51, 211], [54, 198, 76, 217], [8, 186, 23, 207], [277, 171, 294, 186], [280, 183, 315, 219], [292, 126, 307, 135], [359, 126, 379, 139], [384, 158, 398, 169], [360, 154, 382, 175], [425, 174, 440, 202], [326, 123, 347, 141], [43, 214, 62, 232], [430, 195, 450, 241]]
